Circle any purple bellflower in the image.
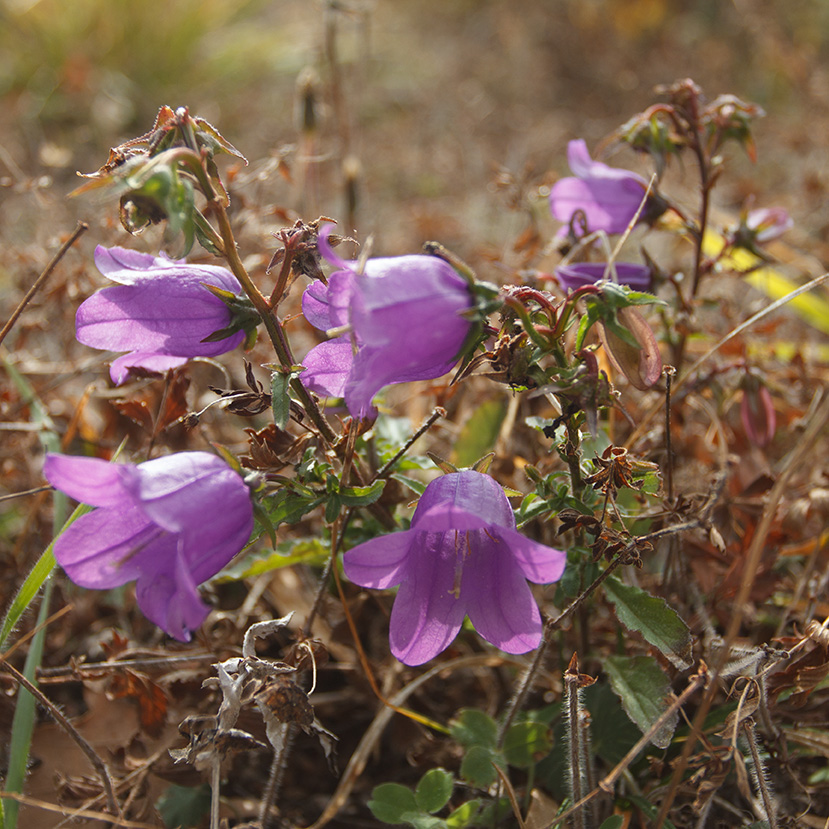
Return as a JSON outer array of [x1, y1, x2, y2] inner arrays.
[[301, 231, 475, 419], [550, 139, 649, 236], [43, 451, 254, 641], [555, 261, 652, 292], [76, 245, 249, 384], [343, 470, 566, 665]]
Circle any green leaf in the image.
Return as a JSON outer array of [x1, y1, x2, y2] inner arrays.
[[415, 768, 454, 814], [265, 489, 324, 530], [368, 783, 419, 823], [271, 369, 293, 430], [446, 800, 483, 828], [339, 480, 386, 507], [391, 473, 427, 496], [603, 576, 693, 670], [605, 655, 678, 749], [599, 817, 625, 829], [0, 502, 93, 650], [450, 400, 506, 468], [502, 721, 553, 768], [460, 744, 499, 789], [157, 783, 212, 828], [449, 709, 497, 749]]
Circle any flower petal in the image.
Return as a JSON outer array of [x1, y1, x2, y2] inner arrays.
[[53, 504, 171, 588], [496, 528, 567, 584], [343, 531, 414, 589], [43, 454, 132, 508], [109, 352, 189, 384], [413, 471, 515, 532], [462, 530, 543, 654], [134, 548, 211, 641], [387, 531, 467, 665], [301, 337, 354, 399]]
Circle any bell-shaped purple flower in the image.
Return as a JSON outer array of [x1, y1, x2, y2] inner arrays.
[[555, 261, 652, 292], [43, 451, 254, 641], [76, 245, 247, 384], [301, 241, 474, 419], [549, 139, 649, 236], [343, 470, 566, 665]]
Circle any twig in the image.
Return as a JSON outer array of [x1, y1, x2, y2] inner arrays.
[[373, 407, 445, 481], [653, 393, 829, 827], [625, 270, 829, 450], [0, 222, 88, 348], [0, 660, 121, 820], [0, 792, 152, 829]]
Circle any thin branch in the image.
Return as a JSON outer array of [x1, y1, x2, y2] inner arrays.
[[0, 660, 121, 820], [0, 222, 88, 348]]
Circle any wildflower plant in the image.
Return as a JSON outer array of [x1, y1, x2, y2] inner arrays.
[[2, 72, 827, 829]]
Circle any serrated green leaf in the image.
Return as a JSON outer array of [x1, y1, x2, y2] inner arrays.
[[415, 768, 454, 814], [266, 489, 324, 530], [605, 655, 678, 749], [271, 370, 292, 430], [324, 494, 341, 523], [450, 709, 498, 749], [368, 783, 419, 823], [604, 576, 692, 670], [339, 479, 386, 507], [460, 744, 499, 789], [502, 721, 553, 768]]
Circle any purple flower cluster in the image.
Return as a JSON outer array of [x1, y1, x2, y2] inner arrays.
[[76, 246, 247, 384], [301, 234, 474, 419], [44, 452, 254, 641], [344, 470, 566, 665]]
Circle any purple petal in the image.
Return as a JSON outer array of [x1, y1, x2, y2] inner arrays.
[[343, 532, 414, 589], [134, 549, 211, 641], [302, 280, 334, 331], [496, 528, 567, 584], [53, 504, 172, 589], [301, 337, 354, 399], [555, 262, 652, 292], [109, 353, 189, 384], [387, 531, 467, 665], [565, 139, 595, 178], [94, 245, 239, 293], [43, 454, 132, 508], [462, 529, 543, 654], [413, 471, 515, 532], [76, 277, 241, 356]]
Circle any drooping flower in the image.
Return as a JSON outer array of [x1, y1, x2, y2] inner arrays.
[[43, 451, 254, 641], [549, 139, 655, 236], [729, 207, 793, 257], [76, 245, 254, 384], [555, 261, 652, 292], [343, 470, 566, 665], [301, 236, 475, 418], [740, 376, 776, 447]]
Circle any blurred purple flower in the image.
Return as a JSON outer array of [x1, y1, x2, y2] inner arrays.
[[549, 139, 649, 236], [555, 261, 652, 292], [301, 236, 474, 419], [744, 207, 793, 244], [76, 245, 247, 384], [343, 470, 566, 665], [43, 451, 254, 641], [740, 378, 776, 447]]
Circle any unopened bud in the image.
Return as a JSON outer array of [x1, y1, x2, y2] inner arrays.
[[740, 378, 775, 447], [598, 307, 662, 390]]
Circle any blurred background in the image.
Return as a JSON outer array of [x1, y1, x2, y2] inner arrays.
[[2, 0, 829, 265]]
